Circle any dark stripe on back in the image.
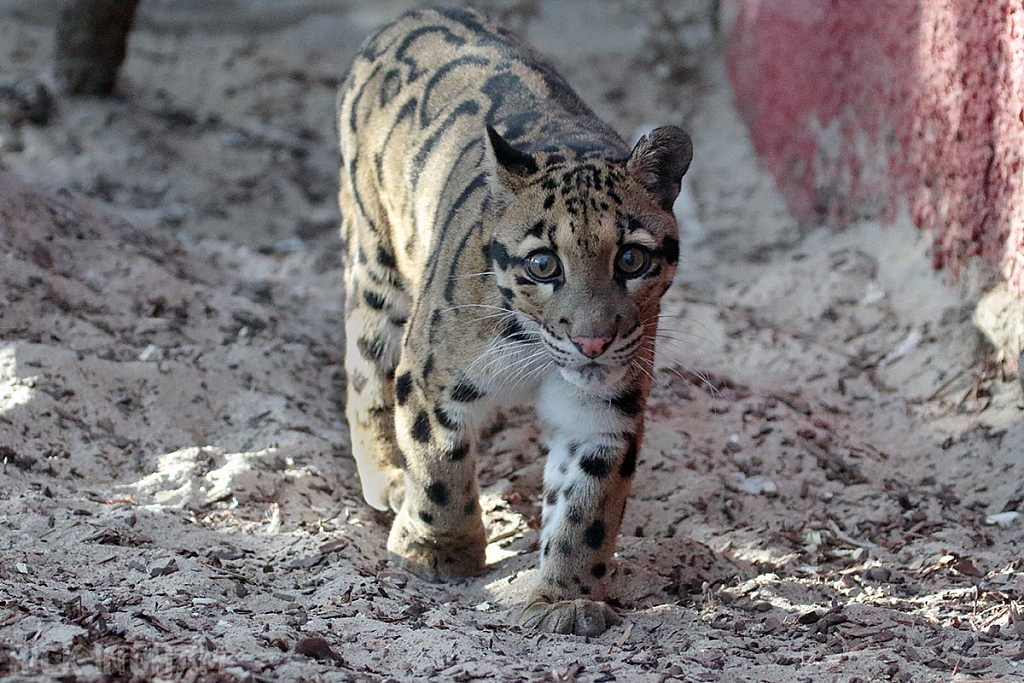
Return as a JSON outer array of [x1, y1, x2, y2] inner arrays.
[[411, 99, 481, 190], [420, 55, 491, 129], [379, 68, 402, 107], [395, 25, 467, 83]]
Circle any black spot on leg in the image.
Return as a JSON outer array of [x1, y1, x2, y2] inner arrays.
[[579, 455, 611, 479], [411, 410, 431, 444], [349, 370, 368, 394], [422, 354, 435, 380], [363, 290, 387, 310], [419, 510, 434, 524], [591, 562, 607, 579], [426, 482, 450, 507], [376, 245, 397, 270], [611, 386, 643, 417], [433, 405, 458, 431], [357, 335, 387, 362], [583, 519, 606, 549], [451, 380, 484, 402], [463, 500, 476, 515], [446, 442, 469, 461], [395, 372, 413, 406], [620, 436, 639, 478]]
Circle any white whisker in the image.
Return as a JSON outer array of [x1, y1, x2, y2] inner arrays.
[[465, 335, 542, 379], [441, 303, 511, 314], [448, 271, 498, 280], [631, 357, 656, 384]]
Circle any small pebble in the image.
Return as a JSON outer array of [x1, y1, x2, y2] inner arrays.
[[866, 567, 891, 582], [797, 610, 820, 625]]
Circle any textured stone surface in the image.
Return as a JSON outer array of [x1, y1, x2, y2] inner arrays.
[[724, 0, 1024, 296]]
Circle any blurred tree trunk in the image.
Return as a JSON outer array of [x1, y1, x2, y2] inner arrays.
[[54, 0, 141, 95]]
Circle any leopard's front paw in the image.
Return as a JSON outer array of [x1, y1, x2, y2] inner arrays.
[[516, 598, 621, 636], [386, 508, 486, 582]]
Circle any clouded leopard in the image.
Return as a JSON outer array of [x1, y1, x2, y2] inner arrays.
[[338, 6, 692, 636]]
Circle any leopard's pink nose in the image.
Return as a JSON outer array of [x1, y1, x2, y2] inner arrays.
[[571, 336, 613, 359]]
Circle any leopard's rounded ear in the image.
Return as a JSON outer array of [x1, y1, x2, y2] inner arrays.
[[486, 125, 539, 195], [627, 126, 693, 212]]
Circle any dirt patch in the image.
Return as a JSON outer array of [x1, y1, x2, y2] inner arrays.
[[1, 2, 1022, 682]]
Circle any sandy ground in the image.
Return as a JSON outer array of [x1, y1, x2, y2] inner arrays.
[[1, 1, 1023, 682]]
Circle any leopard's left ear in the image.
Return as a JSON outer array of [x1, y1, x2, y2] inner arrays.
[[486, 125, 539, 195], [627, 126, 693, 212]]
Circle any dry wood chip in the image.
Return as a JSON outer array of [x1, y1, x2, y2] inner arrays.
[[615, 621, 633, 648], [288, 553, 325, 569], [873, 629, 896, 642], [961, 657, 992, 671], [149, 557, 179, 577], [951, 558, 983, 577], [319, 539, 349, 554], [773, 391, 812, 415], [133, 611, 173, 633], [797, 610, 821, 625], [294, 636, 344, 664]]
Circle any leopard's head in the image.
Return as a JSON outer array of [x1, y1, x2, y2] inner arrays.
[[485, 126, 692, 390]]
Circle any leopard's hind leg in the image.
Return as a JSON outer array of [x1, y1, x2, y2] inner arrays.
[[341, 195, 410, 513]]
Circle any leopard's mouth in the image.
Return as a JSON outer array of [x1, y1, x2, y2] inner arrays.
[[577, 362, 608, 382], [557, 359, 628, 390]]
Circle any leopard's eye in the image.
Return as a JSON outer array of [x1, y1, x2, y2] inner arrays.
[[525, 250, 562, 281], [615, 245, 650, 277]]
